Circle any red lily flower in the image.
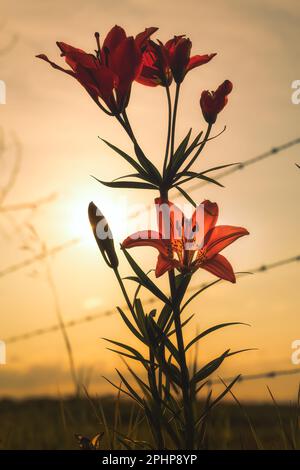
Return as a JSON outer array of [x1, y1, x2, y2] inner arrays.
[[165, 36, 216, 84], [136, 40, 172, 87], [200, 80, 233, 124], [36, 25, 157, 114], [136, 36, 216, 87], [122, 198, 249, 282]]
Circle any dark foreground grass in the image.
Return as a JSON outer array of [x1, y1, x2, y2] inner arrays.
[[0, 396, 298, 450]]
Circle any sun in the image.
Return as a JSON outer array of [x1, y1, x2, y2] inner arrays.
[[65, 189, 129, 247]]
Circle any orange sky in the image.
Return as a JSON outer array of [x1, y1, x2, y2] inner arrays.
[[0, 0, 299, 401]]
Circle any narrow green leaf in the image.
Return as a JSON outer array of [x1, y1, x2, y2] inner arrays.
[[196, 388, 212, 447], [103, 338, 149, 368], [117, 307, 145, 343], [175, 171, 224, 188], [223, 378, 264, 450], [195, 375, 241, 426], [201, 162, 239, 174], [116, 369, 144, 405], [175, 186, 196, 207], [102, 376, 142, 407], [125, 363, 152, 399], [107, 348, 150, 365], [167, 314, 194, 337], [171, 128, 192, 166], [122, 249, 171, 305], [148, 316, 180, 364], [92, 176, 158, 190], [173, 273, 192, 306], [185, 131, 203, 154], [162, 361, 182, 386], [100, 138, 148, 176], [168, 131, 204, 181], [157, 303, 173, 331], [227, 348, 257, 357], [134, 298, 148, 340], [167, 129, 192, 178], [113, 173, 155, 184], [185, 322, 249, 352], [134, 143, 162, 184], [191, 350, 230, 385], [181, 279, 222, 312]]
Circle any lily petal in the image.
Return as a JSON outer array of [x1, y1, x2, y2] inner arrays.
[[110, 37, 141, 109], [201, 253, 236, 283], [155, 254, 176, 277], [122, 230, 169, 258], [186, 53, 216, 73], [103, 25, 127, 55], [155, 197, 184, 242], [205, 225, 249, 258], [56, 42, 97, 70], [135, 27, 158, 49], [200, 200, 219, 236]]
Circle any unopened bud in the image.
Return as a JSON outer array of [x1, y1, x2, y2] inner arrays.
[[88, 202, 119, 269]]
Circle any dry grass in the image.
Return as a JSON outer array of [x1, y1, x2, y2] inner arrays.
[[0, 396, 298, 450]]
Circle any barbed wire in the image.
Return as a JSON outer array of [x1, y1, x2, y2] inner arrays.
[[0, 192, 57, 212], [129, 137, 300, 219], [186, 136, 300, 195], [207, 367, 300, 386], [4, 253, 299, 344], [0, 238, 80, 279]]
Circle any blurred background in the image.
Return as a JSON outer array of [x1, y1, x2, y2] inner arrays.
[[0, 0, 299, 403]]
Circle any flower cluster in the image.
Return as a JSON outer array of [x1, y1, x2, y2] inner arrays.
[[37, 25, 229, 122]]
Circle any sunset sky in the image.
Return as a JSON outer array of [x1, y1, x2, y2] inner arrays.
[[0, 0, 299, 401]]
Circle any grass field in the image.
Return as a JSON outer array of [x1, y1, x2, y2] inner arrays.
[[0, 396, 298, 450]]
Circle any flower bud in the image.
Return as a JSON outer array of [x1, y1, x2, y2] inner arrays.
[[200, 80, 233, 124], [88, 202, 119, 269]]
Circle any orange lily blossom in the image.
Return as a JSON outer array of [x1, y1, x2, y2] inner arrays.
[[122, 198, 249, 282]]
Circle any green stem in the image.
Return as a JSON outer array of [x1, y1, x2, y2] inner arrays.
[[163, 85, 172, 177], [169, 269, 194, 449], [170, 84, 181, 161], [122, 111, 136, 143], [149, 347, 165, 449], [115, 112, 135, 143], [113, 268, 138, 325]]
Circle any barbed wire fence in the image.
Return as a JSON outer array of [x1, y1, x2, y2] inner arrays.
[[4, 253, 299, 344], [4, 253, 300, 387], [207, 367, 300, 387], [185, 136, 300, 195], [2, 252, 299, 389], [1, 137, 300, 388], [0, 238, 80, 279], [129, 137, 300, 219]]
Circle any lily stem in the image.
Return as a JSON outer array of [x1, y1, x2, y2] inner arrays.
[[149, 347, 165, 449], [113, 267, 137, 323], [163, 85, 172, 177], [170, 84, 181, 161], [169, 269, 194, 449]]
